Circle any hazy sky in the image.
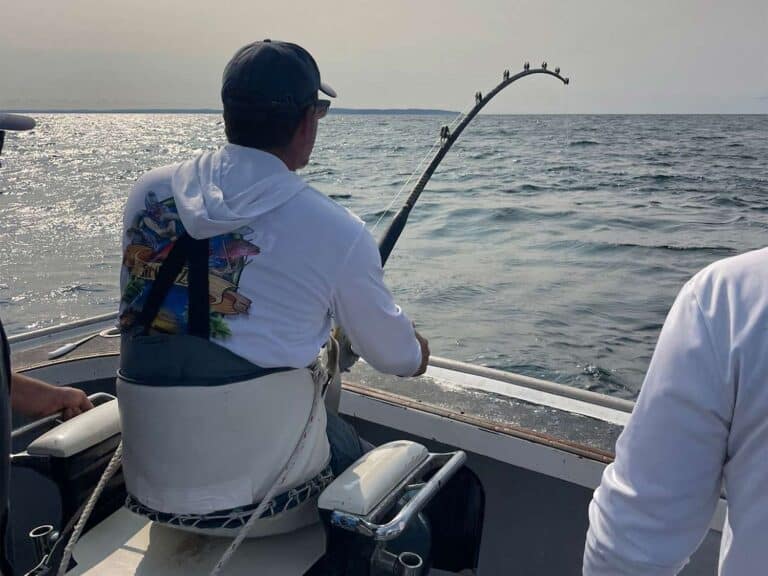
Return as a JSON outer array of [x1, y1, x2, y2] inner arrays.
[[1, 0, 766, 113]]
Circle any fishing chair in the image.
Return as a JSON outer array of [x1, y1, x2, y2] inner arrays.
[[13, 395, 480, 576]]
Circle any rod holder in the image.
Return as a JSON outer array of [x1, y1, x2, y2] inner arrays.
[[372, 547, 424, 576], [29, 524, 58, 567]]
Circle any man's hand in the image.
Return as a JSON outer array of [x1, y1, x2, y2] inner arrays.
[[53, 387, 94, 420], [11, 373, 93, 420], [413, 330, 430, 376], [333, 326, 360, 373]]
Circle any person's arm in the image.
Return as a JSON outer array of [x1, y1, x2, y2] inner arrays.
[[332, 230, 426, 377], [583, 282, 732, 575], [11, 373, 93, 420]]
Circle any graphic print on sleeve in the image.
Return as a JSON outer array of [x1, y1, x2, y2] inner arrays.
[[120, 192, 261, 339]]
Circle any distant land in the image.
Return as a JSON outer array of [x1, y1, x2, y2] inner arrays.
[[6, 107, 457, 115]]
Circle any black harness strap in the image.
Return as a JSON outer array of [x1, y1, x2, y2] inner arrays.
[[187, 236, 210, 340], [137, 234, 210, 339], [125, 232, 294, 383]]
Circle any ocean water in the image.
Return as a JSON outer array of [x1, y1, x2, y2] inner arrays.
[[0, 113, 766, 399]]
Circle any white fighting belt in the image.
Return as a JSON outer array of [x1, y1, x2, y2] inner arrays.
[[117, 359, 333, 519]]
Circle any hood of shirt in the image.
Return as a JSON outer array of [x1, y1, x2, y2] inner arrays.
[[170, 144, 307, 239]]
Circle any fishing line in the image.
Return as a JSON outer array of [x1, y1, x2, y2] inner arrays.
[[370, 136, 442, 232], [370, 99, 476, 233]]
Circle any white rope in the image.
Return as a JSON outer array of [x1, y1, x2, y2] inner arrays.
[[57, 441, 123, 576], [208, 360, 327, 575]]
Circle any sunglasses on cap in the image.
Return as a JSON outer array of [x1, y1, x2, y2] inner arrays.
[[314, 99, 331, 119]]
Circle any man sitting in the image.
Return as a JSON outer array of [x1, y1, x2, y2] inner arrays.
[[117, 40, 429, 536]]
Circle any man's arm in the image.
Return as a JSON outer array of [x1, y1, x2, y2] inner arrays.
[[332, 230, 426, 377], [11, 373, 93, 420], [584, 283, 732, 575]]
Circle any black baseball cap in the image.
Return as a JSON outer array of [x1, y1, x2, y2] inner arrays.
[[221, 40, 336, 113], [0, 114, 36, 132], [0, 114, 35, 157]]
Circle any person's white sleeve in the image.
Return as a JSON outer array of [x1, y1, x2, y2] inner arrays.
[[331, 229, 422, 377], [584, 282, 732, 575]]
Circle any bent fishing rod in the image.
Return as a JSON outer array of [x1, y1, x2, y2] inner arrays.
[[333, 62, 570, 372], [336, 63, 569, 371], [377, 62, 569, 266]]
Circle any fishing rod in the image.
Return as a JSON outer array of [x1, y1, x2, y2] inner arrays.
[[377, 62, 569, 265], [336, 63, 569, 372]]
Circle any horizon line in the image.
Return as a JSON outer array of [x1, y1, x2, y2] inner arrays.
[[4, 107, 457, 115], [3, 108, 766, 116]]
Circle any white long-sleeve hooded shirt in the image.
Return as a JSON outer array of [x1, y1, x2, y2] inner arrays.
[[584, 247, 768, 575], [120, 144, 422, 377]]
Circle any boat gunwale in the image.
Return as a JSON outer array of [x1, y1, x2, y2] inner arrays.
[[342, 381, 615, 464], [6, 312, 119, 344], [8, 313, 634, 411], [12, 344, 617, 465]]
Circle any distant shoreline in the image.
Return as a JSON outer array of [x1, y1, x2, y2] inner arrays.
[[4, 109, 765, 116], [3, 107, 458, 116]]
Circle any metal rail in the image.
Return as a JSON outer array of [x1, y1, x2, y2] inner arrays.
[[7, 311, 118, 344], [329, 450, 467, 541], [7, 313, 634, 414], [430, 355, 635, 414]]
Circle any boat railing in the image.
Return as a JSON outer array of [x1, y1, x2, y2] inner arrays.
[[430, 355, 635, 414], [7, 312, 119, 344], [7, 312, 635, 415]]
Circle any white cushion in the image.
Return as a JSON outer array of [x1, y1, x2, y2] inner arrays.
[[27, 400, 120, 458], [318, 441, 428, 516], [117, 370, 330, 516]]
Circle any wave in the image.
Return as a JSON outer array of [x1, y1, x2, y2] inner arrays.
[[569, 140, 600, 147], [691, 135, 726, 141], [632, 173, 703, 184], [415, 283, 494, 305], [711, 195, 752, 208], [546, 165, 586, 173], [613, 242, 736, 254], [543, 239, 737, 255], [501, 183, 545, 194], [52, 283, 106, 295], [468, 150, 499, 160], [490, 207, 576, 222]]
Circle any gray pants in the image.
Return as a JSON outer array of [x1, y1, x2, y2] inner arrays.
[[325, 412, 371, 475]]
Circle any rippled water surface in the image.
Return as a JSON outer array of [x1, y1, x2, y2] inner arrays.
[[1, 114, 766, 399]]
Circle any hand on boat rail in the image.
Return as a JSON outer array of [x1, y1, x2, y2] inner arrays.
[[11, 392, 116, 440]]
